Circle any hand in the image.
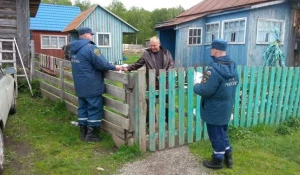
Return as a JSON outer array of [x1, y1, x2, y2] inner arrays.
[[115, 65, 122, 71]]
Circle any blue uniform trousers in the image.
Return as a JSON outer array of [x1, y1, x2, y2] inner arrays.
[[78, 95, 103, 127], [206, 123, 232, 160]]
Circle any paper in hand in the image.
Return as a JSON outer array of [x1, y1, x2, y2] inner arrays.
[[194, 71, 203, 84]]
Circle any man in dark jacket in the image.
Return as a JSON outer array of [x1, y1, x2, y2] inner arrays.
[[123, 36, 174, 123], [70, 27, 122, 142], [194, 39, 239, 169]]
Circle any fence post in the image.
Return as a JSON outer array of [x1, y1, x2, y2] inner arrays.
[[137, 70, 146, 152], [59, 61, 64, 101], [30, 40, 35, 81]]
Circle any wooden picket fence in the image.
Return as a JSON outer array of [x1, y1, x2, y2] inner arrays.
[[33, 53, 300, 152], [34, 54, 136, 147], [135, 66, 300, 152]]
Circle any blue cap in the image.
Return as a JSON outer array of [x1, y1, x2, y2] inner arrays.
[[211, 39, 227, 51], [78, 27, 94, 35]]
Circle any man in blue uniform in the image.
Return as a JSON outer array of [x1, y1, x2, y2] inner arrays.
[[194, 39, 239, 169], [70, 27, 122, 142]]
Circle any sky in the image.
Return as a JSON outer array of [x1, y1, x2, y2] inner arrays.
[[77, 0, 202, 11]]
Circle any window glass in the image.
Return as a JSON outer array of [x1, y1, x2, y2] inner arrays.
[[257, 18, 285, 44], [223, 18, 246, 43], [188, 28, 202, 45]]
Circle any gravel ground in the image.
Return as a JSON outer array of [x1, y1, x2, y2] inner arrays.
[[118, 146, 212, 175]]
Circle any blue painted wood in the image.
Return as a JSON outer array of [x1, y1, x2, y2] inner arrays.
[[148, 70, 156, 151], [240, 66, 248, 127], [158, 70, 166, 150], [276, 67, 287, 125], [233, 66, 242, 127], [281, 68, 293, 121], [253, 67, 263, 126], [259, 67, 269, 124], [195, 67, 202, 141], [187, 67, 194, 143], [246, 67, 256, 127], [265, 67, 276, 124], [287, 67, 299, 119], [168, 69, 176, 147], [178, 68, 185, 145], [270, 68, 282, 125]]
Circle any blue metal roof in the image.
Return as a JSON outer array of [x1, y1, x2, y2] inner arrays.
[[30, 3, 81, 31]]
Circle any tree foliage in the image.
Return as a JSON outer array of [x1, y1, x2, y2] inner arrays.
[[41, 0, 72, 5], [73, 0, 94, 11]]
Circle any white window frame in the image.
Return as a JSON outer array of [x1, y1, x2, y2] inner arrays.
[[256, 18, 285, 45], [96, 32, 111, 48], [221, 17, 247, 44], [187, 27, 202, 46], [205, 21, 220, 45], [41, 35, 67, 49]]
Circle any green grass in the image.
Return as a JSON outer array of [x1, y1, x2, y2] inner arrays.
[[3, 92, 143, 175], [123, 52, 142, 64], [189, 121, 300, 175]]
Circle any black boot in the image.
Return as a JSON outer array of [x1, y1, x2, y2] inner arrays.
[[203, 157, 223, 169], [79, 125, 87, 141], [225, 152, 233, 168], [84, 126, 102, 142]]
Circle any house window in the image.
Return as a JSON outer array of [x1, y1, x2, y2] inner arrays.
[[205, 22, 220, 44], [256, 18, 285, 44], [97, 33, 111, 47], [222, 18, 246, 44], [188, 28, 202, 45], [41, 35, 67, 49]]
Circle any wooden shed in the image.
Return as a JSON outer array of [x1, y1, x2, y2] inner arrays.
[[30, 4, 81, 59], [0, 0, 40, 67], [63, 5, 139, 63]]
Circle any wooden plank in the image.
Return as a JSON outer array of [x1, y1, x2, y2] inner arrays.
[[0, 29, 17, 34], [233, 66, 242, 127], [40, 82, 60, 97], [64, 92, 78, 106], [265, 67, 276, 125], [276, 68, 287, 125], [148, 69, 156, 151], [0, 19, 16, 26], [134, 72, 139, 142], [246, 67, 256, 127], [178, 67, 185, 145], [64, 81, 75, 93], [287, 68, 299, 118], [292, 68, 300, 117], [126, 73, 136, 132], [59, 61, 65, 101], [104, 71, 128, 85], [103, 97, 129, 116], [253, 67, 263, 126], [35, 70, 60, 86], [103, 110, 130, 130], [102, 120, 125, 139], [65, 101, 78, 115], [158, 69, 166, 150], [137, 70, 146, 152], [105, 84, 125, 101], [41, 89, 60, 102], [281, 68, 293, 121], [258, 67, 269, 124], [270, 68, 282, 125], [111, 134, 126, 148], [168, 69, 176, 147], [195, 67, 202, 141], [187, 67, 194, 143], [240, 66, 248, 127]]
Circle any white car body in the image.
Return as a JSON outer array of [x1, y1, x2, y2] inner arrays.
[[0, 67, 17, 173]]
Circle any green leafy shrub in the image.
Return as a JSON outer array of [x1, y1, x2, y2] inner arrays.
[[275, 125, 291, 136], [18, 79, 41, 98]]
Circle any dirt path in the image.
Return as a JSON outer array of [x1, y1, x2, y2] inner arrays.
[[117, 146, 212, 175]]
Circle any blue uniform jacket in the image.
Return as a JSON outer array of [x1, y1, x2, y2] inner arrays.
[[194, 55, 239, 125], [70, 38, 116, 98]]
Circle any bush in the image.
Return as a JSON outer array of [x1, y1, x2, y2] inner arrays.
[[275, 125, 291, 136], [18, 79, 41, 98]]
